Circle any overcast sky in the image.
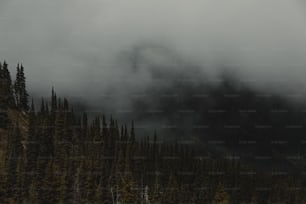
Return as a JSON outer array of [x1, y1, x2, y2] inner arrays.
[[1, 0, 306, 97]]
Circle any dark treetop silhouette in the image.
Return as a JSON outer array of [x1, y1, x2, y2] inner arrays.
[[1, 62, 306, 203]]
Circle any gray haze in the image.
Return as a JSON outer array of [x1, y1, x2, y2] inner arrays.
[[1, 0, 306, 101]]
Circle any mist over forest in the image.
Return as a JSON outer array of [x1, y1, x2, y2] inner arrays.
[[2, 0, 306, 130], [1, 0, 306, 95], [1, 0, 306, 203]]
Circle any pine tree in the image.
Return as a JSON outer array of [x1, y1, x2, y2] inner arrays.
[[62, 104, 73, 158], [162, 173, 179, 204], [94, 176, 106, 203], [102, 115, 108, 141], [28, 180, 38, 203], [72, 166, 82, 204], [15, 158, 26, 202], [120, 150, 137, 204], [0, 165, 6, 203], [51, 87, 57, 113], [82, 112, 88, 130], [5, 124, 24, 200], [0, 61, 15, 108], [130, 120, 135, 142], [213, 183, 230, 204], [58, 167, 69, 203], [20, 65, 29, 111], [26, 99, 38, 172], [36, 116, 54, 173], [14, 64, 21, 109], [41, 160, 57, 203], [54, 108, 65, 161], [14, 64, 29, 111], [0, 61, 15, 129]]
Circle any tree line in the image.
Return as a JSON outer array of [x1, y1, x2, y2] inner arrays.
[[0, 61, 305, 203]]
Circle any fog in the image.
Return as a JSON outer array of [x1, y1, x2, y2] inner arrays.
[[1, 0, 306, 103]]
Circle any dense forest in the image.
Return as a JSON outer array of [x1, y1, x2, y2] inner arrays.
[[1, 61, 306, 203]]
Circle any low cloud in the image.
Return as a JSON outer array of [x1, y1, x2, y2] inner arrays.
[[0, 0, 306, 100]]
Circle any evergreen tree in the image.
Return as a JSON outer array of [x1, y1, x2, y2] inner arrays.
[[0, 61, 15, 108], [213, 183, 230, 204], [41, 160, 57, 203], [130, 120, 135, 142], [1, 62, 306, 203], [14, 64, 29, 111], [5, 124, 24, 200], [28, 180, 38, 203], [51, 87, 57, 113], [120, 149, 137, 204], [25, 99, 38, 171], [94, 179, 105, 203], [162, 173, 179, 204]]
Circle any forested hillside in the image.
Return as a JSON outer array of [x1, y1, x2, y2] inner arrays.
[[1, 61, 306, 203]]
